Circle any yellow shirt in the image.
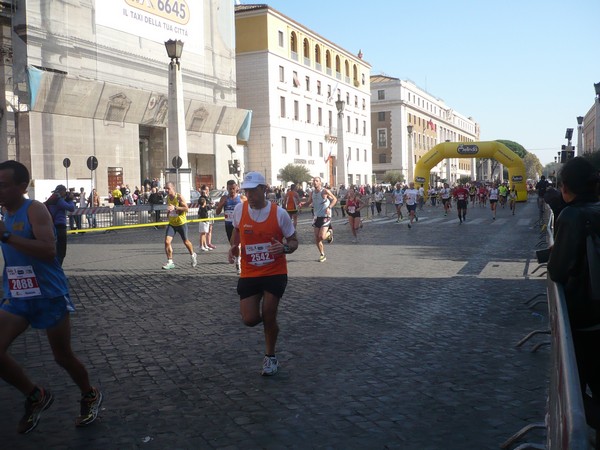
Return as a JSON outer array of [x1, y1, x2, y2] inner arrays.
[[167, 194, 186, 227]]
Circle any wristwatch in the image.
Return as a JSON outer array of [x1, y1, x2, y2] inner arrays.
[[283, 244, 291, 254], [1, 231, 11, 243]]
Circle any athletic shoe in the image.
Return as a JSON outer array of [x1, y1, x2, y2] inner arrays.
[[200, 246, 209, 252], [318, 254, 326, 263], [18, 387, 54, 434], [261, 356, 279, 376], [351, 238, 357, 244], [191, 253, 197, 268], [326, 230, 334, 244], [415, 216, 419, 222], [162, 261, 175, 270], [207, 244, 217, 249], [407, 223, 412, 229], [76, 387, 103, 427]]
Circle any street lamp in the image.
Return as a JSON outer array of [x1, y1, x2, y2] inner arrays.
[[576, 116, 584, 155], [407, 125, 413, 183], [335, 100, 347, 188], [164, 39, 190, 196]]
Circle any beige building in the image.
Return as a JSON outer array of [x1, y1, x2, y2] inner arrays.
[[371, 75, 481, 186], [582, 97, 599, 155], [235, 4, 372, 188], [0, 0, 248, 198]]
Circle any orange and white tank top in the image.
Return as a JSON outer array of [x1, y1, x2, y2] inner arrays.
[[239, 202, 287, 278]]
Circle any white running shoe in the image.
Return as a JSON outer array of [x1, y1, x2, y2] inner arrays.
[[162, 261, 175, 270], [191, 253, 197, 268], [200, 246, 209, 252], [261, 355, 279, 376]]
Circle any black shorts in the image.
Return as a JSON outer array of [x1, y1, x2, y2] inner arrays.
[[237, 274, 288, 299], [225, 222, 234, 242], [166, 223, 189, 241], [406, 204, 417, 212], [347, 211, 361, 218], [442, 198, 450, 205], [490, 199, 498, 204], [457, 200, 467, 209], [312, 216, 331, 228]]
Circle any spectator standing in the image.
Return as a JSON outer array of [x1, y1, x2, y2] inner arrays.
[[44, 185, 75, 265], [547, 157, 600, 430]]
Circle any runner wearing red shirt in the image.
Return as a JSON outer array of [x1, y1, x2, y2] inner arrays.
[[453, 183, 470, 224]]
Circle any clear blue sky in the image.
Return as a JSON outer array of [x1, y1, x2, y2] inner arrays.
[[253, 0, 600, 166]]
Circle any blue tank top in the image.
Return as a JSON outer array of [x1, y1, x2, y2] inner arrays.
[[224, 195, 242, 224], [1, 199, 69, 300]]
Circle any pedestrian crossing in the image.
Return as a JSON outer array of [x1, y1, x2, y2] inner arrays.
[[294, 214, 535, 228]]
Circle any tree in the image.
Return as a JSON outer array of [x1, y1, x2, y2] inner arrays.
[[496, 140, 527, 159], [524, 153, 543, 180], [382, 170, 404, 185], [278, 164, 313, 185], [458, 175, 472, 185]]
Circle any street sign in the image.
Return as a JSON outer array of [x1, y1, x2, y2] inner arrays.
[[87, 156, 98, 171], [164, 168, 192, 174], [172, 156, 183, 169], [63, 158, 71, 168]]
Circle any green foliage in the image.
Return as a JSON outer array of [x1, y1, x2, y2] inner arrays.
[[496, 140, 527, 159], [382, 170, 405, 185], [278, 164, 313, 185], [458, 175, 472, 185], [524, 153, 544, 179]]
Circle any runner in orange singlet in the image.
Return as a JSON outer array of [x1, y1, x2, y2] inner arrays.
[[284, 184, 300, 228], [228, 172, 298, 376]]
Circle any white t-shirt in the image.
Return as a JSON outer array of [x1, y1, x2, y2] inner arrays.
[[232, 202, 295, 238], [393, 189, 404, 205], [489, 188, 499, 200], [404, 189, 419, 206]]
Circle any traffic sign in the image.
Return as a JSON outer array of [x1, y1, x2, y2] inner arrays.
[[63, 158, 71, 168], [87, 156, 98, 171], [172, 156, 183, 169]]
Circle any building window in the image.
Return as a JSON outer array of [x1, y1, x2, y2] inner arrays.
[[280, 97, 286, 118], [278, 31, 284, 47], [378, 90, 385, 100], [363, 120, 366, 136], [308, 140, 313, 157], [327, 84, 331, 99], [319, 142, 323, 157], [354, 95, 358, 108], [295, 138, 300, 155], [378, 153, 386, 163], [294, 100, 299, 120], [377, 129, 387, 148], [346, 92, 350, 105], [317, 80, 321, 95], [364, 149, 367, 162], [355, 118, 358, 134], [348, 146, 351, 160], [378, 112, 385, 121], [306, 104, 311, 123], [293, 71, 299, 87], [328, 110, 333, 132], [305, 76, 310, 91], [282, 136, 287, 154], [362, 98, 366, 110], [318, 107, 323, 126], [290, 32, 298, 59], [356, 148, 359, 161], [347, 115, 350, 132], [279, 66, 285, 83]]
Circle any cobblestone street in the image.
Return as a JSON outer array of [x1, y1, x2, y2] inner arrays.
[[1, 199, 549, 449]]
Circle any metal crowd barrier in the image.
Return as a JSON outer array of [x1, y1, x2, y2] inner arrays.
[[66, 204, 222, 234], [505, 207, 591, 449]]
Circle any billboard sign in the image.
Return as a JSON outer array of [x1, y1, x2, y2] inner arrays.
[[95, 0, 203, 55]]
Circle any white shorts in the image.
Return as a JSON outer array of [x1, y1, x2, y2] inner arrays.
[[199, 222, 210, 233]]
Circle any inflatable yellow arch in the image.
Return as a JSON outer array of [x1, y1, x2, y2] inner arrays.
[[413, 141, 528, 202]]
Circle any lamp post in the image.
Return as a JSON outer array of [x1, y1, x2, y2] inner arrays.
[[576, 116, 584, 155], [335, 100, 347, 188], [407, 125, 413, 183], [165, 39, 190, 196], [594, 82, 600, 152]]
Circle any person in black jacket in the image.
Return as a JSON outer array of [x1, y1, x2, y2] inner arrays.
[[148, 187, 164, 223], [548, 156, 600, 429]]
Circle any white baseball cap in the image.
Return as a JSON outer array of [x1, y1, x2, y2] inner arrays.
[[240, 172, 266, 189]]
